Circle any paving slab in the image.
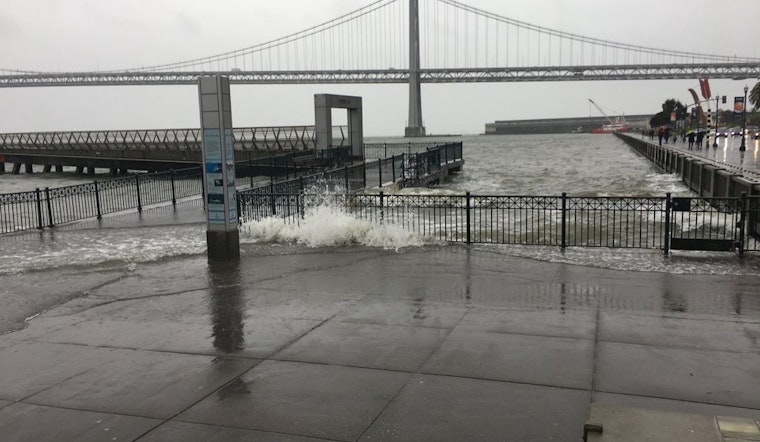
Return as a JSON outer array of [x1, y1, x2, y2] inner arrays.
[[25, 349, 259, 419], [138, 421, 331, 442], [275, 321, 450, 371], [331, 294, 469, 329], [359, 373, 590, 441], [456, 306, 596, 339], [0, 341, 119, 401], [421, 328, 594, 389], [36, 289, 323, 358], [178, 360, 411, 441], [599, 311, 757, 352], [0, 402, 161, 442], [584, 403, 718, 442], [595, 341, 760, 409], [594, 392, 760, 421]]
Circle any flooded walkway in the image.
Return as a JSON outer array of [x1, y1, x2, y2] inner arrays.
[[1, 239, 759, 440], [651, 134, 760, 180]]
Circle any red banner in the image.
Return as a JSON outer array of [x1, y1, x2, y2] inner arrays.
[[699, 78, 712, 99], [688, 88, 700, 105]]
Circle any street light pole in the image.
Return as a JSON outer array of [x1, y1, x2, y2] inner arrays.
[[713, 95, 719, 147], [740, 85, 748, 152]]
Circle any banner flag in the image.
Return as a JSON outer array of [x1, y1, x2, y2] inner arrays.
[[688, 88, 700, 105], [699, 78, 712, 99], [734, 96, 745, 117]]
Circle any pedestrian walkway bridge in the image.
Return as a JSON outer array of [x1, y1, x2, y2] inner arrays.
[[0, 126, 349, 174]]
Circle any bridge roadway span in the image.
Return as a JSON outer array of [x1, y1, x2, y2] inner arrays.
[[2, 63, 760, 87], [0, 126, 345, 173]]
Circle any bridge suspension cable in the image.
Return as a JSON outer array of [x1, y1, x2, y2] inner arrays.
[[118, 0, 407, 73], [422, 0, 760, 69], [1, 0, 758, 83]]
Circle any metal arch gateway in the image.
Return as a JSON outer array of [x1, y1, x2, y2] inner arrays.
[[0, 63, 759, 87]]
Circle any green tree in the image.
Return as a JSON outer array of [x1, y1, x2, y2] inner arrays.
[[750, 81, 760, 111], [650, 98, 686, 128]]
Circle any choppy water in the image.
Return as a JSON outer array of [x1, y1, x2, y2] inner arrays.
[[2, 134, 759, 276]]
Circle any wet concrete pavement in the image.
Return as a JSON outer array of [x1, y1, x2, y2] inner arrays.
[[1, 243, 760, 440]]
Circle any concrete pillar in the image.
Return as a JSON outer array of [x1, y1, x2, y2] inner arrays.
[[199, 75, 239, 261], [43, 164, 52, 173], [314, 94, 364, 159], [314, 95, 333, 151], [76, 166, 84, 174], [55, 165, 63, 173], [25, 163, 33, 174], [12, 163, 21, 174], [405, 0, 425, 137]]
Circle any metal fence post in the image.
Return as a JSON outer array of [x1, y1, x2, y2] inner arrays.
[[378, 159, 383, 187], [135, 175, 143, 213], [94, 181, 102, 220], [663, 193, 671, 255], [270, 182, 276, 216], [379, 191, 384, 224], [391, 155, 396, 182], [249, 156, 254, 188], [738, 192, 747, 257], [45, 187, 54, 228], [344, 165, 349, 193], [561, 192, 567, 249], [270, 155, 275, 183], [466, 192, 471, 244], [170, 169, 177, 207], [35, 188, 43, 230]]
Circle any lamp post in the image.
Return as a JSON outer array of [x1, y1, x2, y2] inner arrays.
[[713, 95, 720, 147], [740, 85, 748, 152]]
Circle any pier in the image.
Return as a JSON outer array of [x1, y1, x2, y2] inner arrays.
[[614, 132, 760, 198], [0, 126, 344, 174]]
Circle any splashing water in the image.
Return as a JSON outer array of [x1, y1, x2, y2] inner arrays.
[[240, 199, 429, 250]]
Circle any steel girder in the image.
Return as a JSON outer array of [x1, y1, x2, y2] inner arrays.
[[0, 63, 758, 87]]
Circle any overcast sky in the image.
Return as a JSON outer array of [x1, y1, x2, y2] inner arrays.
[[1, 0, 759, 136]]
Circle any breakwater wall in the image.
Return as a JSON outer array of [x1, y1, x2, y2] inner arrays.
[[615, 132, 760, 198]]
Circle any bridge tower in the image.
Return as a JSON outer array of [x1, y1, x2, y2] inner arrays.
[[404, 0, 426, 137]]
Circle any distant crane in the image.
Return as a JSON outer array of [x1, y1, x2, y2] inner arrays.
[[588, 99, 626, 125], [588, 99, 629, 134]]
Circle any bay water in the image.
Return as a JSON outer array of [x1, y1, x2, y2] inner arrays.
[[1, 134, 758, 277]]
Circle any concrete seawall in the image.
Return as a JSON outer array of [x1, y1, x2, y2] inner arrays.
[[614, 132, 760, 198]]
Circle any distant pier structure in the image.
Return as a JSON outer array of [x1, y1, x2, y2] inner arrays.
[[485, 115, 651, 135]]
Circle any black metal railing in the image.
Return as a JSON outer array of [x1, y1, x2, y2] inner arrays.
[[363, 141, 454, 159], [2, 143, 458, 235], [0, 167, 204, 233], [238, 192, 760, 254]]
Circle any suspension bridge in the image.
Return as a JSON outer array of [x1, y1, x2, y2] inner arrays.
[[1, 0, 759, 136]]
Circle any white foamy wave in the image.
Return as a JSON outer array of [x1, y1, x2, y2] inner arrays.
[[240, 205, 429, 250]]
